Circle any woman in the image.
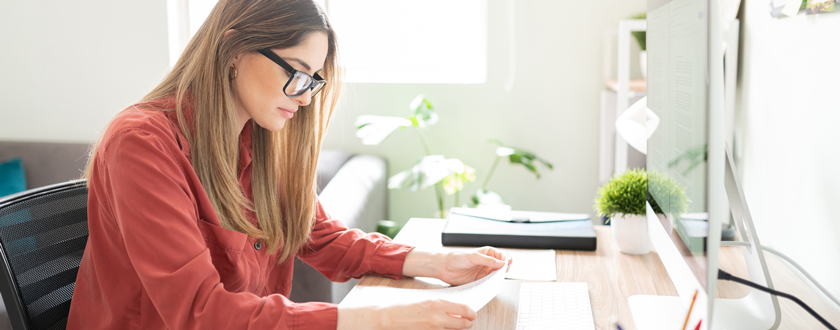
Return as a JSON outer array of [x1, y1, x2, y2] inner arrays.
[[67, 0, 510, 329]]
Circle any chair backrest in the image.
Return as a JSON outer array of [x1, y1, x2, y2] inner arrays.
[[0, 181, 88, 330]]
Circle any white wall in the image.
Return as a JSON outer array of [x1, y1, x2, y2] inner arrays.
[[0, 0, 170, 143], [736, 1, 840, 299], [0, 0, 647, 224], [323, 0, 645, 222]]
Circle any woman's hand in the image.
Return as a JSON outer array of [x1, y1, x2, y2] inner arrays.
[[402, 247, 512, 286], [337, 300, 476, 330], [437, 246, 511, 286]]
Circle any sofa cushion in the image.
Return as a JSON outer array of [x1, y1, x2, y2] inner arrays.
[[0, 158, 26, 197], [316, 150, 354, 193]]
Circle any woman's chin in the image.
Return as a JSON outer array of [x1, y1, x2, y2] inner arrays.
[[256, 118, 287, 132]]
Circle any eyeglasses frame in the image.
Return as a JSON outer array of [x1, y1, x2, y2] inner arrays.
[[256, 48, 327, 98]]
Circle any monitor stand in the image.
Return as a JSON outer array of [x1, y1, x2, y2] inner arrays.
[[629, 295, 686, 330], [629, 147, 780, 330], [629, 294, 779, 330]]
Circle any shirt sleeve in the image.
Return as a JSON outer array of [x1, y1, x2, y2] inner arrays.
[[101, 127, 336, 330], [296, 199, 415, 282]]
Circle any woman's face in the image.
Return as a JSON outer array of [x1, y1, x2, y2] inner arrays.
[[231, 31, 329, 132]]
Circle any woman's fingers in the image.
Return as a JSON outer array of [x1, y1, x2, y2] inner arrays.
[[479, 246, 504, 260], [478, 246, 514, 273], [436, 300, 476, 320], [471, 252, 505, 270], [437, 300, 476, 329]]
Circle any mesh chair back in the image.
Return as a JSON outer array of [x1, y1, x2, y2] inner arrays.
[[0, 181, 88, 330]]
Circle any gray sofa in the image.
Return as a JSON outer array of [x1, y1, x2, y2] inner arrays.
[[0, 141, 387, 326]]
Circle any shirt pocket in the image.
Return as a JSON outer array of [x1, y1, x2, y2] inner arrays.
[[197, 219, 252, 292]]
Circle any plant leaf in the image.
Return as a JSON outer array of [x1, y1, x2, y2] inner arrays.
[[409, 95, 438, 127], [489, 139, 554, 179], [472, 189, 506, 206], [496, 146, 516, 157], [387, 170, 412, 190], [355, 115, 413, 145]]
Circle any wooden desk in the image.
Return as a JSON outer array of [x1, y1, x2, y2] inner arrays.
[[344, 219, 840, 329]]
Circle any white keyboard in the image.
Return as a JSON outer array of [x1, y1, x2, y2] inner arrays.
[[516, 282, 595, 330]]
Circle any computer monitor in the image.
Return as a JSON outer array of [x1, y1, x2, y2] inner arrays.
[[630, 0, 781, 329]]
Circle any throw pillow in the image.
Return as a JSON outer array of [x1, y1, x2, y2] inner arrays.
[[0, 157, 27, 197]]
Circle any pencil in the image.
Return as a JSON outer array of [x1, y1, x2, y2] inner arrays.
[[682, 290, 698, 330]]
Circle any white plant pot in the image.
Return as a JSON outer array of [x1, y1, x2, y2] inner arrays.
[[640, 51, 647, 79], [611, 213, 652, 255]]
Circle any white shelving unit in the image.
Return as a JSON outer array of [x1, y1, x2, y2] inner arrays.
[[599, 19, 646, 183]]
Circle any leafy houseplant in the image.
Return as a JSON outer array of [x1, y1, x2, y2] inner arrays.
[[630, 12, 646, 51], [595, 169, 689, 254], [647, 170, 690, 217], [595, 169, 647, 222], [631, 12, 647, 79], [356, 95, 553, 218]]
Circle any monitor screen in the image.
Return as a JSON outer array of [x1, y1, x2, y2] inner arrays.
[[646, 0, 710, 292]]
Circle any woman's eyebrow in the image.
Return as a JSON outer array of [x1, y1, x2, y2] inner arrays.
[[285, 57, 311, 72]]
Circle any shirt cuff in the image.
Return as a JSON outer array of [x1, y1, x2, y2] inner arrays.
[[371, 238, 415, 279], [292, 301, 337, 330]]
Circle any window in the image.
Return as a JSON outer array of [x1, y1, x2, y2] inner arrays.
[[168, 0, 487, 84], [327, 0, 487, 83], [166, 0, 218, 67]]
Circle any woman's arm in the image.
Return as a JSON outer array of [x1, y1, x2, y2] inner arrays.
[[296, 200, 413, 281]]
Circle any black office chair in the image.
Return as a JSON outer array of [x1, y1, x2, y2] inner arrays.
[[0, 181, 88, 330]]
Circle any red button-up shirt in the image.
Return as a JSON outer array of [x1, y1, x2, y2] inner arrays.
[[68, 102, 413, 330]]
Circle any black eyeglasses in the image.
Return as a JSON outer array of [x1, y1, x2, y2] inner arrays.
[[257, 48, 327, 98]]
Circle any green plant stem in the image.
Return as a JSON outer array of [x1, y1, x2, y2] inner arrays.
[[413, 126, 432, 156], [454, 190, 460, 208], [480, 156, 501, 191], [414, 126, 444, 216], [435, 182, 445, 217]]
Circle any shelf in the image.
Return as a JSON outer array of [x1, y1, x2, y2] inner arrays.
[[605, 78, 647, 93]]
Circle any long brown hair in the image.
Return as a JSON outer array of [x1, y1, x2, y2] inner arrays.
[[84, 0, 342, 263]]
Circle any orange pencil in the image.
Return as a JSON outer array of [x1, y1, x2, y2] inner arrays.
[[682, 290, 699, 330]]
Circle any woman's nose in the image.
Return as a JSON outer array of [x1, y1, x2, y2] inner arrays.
[[292, 90, 312, 107]]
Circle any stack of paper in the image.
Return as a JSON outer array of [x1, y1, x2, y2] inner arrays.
[[339, 257, 510, 311]]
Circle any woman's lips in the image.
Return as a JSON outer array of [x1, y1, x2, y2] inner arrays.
[[278, 107, 295, 119]]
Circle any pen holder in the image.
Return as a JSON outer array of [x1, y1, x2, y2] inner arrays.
[[611, 213, 652, 255]]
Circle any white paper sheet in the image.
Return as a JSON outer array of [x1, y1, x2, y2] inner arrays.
[[502, 249, 556, 281], [339, 257, 510, 312]]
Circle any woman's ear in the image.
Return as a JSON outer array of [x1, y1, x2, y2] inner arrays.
[[224, 29, 241, 62]]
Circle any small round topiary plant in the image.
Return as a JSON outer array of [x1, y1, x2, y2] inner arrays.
[[594, 169, 690, 224], [595, 169, 647, 222], [647, 170, 690, 216]]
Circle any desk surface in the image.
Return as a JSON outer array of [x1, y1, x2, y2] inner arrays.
[[344, 218, 840, 330]]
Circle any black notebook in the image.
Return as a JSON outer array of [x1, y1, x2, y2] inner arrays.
[[441, 211, 597, 251]]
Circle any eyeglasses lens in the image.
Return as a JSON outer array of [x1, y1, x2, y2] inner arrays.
[[285, 72, 312, 97]]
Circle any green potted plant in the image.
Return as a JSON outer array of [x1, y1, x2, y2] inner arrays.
[[647, 170, 690, 235], [631, 12, 647, 79], [594, 169, 689, 254]]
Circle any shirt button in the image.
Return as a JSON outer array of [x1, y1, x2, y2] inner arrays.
[[254, 241, 262, 250]]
